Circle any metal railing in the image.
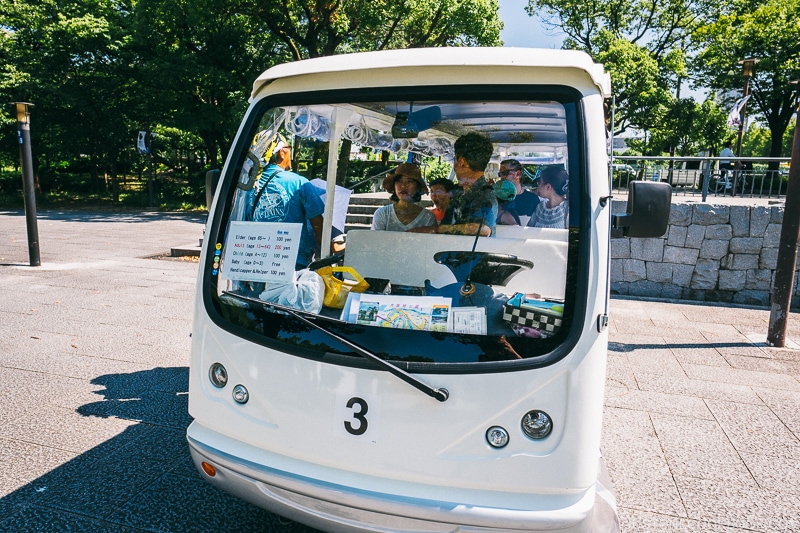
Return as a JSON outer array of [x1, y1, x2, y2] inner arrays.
[[611, 156, 791, 200]]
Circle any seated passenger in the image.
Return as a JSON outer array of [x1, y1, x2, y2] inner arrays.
[[494, 179, 520, 225], [428, 178, 455, 223], [370, 163, 438, 231], [527, 166, 569, 229], [410, 132, 497, 236], [499, 158, 538, 217]]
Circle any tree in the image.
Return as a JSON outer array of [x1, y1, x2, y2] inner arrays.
[[524, 0, 700, 142], [1, 0, 135, 191], [593, 32, 671, 137], [527, 0, 698, 60], [692, 0, 800, 167], [241, 0, 502, 60], [128, 0, 286, 167]]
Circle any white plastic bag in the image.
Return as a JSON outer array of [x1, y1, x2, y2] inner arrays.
[[259, 269, 325, 314]]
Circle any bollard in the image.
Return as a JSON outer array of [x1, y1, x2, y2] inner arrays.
[[13, 102, 41, 267]]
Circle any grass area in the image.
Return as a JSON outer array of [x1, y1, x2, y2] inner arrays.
[[0, 169, 208, 212]]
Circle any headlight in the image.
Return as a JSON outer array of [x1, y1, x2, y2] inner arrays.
[[486, 426, 509, 448], [209, 362, 228, 388], [521, 410, 552, 440], [232, 384, 249, 404]]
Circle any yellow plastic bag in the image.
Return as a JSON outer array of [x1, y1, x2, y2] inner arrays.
[[317, 266, 370, 309]]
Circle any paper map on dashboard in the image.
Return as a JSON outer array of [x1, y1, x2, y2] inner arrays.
[[343, 294, 451, 332]]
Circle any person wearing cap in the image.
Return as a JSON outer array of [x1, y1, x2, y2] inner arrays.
[[245, 134, 325, 270], [371, 163, 438, 231], [526, 165, 569, 229], [409, 131, 497, 236], [499, 159, 538, 218], [494, 179, 520, 226]]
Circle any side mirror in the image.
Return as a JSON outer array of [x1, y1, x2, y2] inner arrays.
[[206, 169, 221, 210], [612, 180, 671, 238]]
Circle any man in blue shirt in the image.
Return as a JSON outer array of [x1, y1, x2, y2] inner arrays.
[[246, 135, 325, 270], [498, 158, 538, 220]]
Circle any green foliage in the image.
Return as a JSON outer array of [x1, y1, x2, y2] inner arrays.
[[241, 0, 502, 60], [692, 0, 800, 163], [595, 32, 670, 135], [0, 0, 499, 209]]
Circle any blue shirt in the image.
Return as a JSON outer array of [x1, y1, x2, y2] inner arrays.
[[443, 176, 498, 236], [513, 189, 539, 217], [245, 164, 325, 268]]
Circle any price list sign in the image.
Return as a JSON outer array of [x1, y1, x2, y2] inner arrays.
[[220, 221, 302, 283]]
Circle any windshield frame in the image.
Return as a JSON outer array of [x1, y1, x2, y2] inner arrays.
[[202, 83, 592, 374]]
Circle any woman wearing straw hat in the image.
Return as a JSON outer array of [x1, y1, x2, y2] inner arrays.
[[370, 163, 437, 232]]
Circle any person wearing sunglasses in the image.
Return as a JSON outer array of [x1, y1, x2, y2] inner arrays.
[[498, 159, 538, 222]]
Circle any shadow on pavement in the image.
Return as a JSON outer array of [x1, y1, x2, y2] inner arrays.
[[0, 367, 318, 532]]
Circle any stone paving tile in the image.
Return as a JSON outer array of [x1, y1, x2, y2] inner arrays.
[[624, 346, 687, 376], [0, 404, 136, 455], [634, 371, 765, 404], [0, 437, 77, 483], [675, 475, 800, 531], [682, 361, 800, 391], [764, 346, 800, 362], [0, 506, 141, 533], [740, 451, 800, 495], [670, 346, 731, 367], [618, 508, 759, 533], [605, 354, 637, 391], [650, 413, 755, 485], [707, 399, 800, 460], [605, 387, 714, 420], [106, 472, 284, 533], [0, 348, 149, 382], [753, 387, 800, 437], [601, 407, 686, 517], [694, 322, 751, 340], [724, 352, 800, 375]]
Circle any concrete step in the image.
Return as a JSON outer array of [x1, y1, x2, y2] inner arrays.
[[348, 204, 385, 215], [345, 214, 375, 226], [345, 223, 371, 232]]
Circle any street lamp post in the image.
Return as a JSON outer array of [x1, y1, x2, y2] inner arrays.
[[12, 102, 41, 267], [732, 58, 759, 197], [767, 80, 800, 346]]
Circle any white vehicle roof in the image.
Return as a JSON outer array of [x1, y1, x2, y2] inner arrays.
[[252, 47, 611, 99]]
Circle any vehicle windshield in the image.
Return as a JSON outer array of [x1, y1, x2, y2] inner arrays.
[[205, 85, 585, 369]]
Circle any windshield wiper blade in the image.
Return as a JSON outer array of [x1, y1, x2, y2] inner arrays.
[[222, 291, 449, 402]]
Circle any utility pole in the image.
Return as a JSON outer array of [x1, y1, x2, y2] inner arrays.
[[767, 81, 800, 346], [13, 102, 41, 267]]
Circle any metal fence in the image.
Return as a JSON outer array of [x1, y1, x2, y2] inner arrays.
[[611, 155, 791, 200]]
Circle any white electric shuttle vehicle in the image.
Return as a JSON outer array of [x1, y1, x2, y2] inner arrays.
[[187, 47, 670, 533]]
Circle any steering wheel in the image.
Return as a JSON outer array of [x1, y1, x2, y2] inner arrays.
[[433, 251, 533, 287]]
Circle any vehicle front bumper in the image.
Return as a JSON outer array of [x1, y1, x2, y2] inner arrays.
[[188, 432, 617, 533]]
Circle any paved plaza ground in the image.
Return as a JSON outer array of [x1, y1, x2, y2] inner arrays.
[[1, 209, 799, 532]]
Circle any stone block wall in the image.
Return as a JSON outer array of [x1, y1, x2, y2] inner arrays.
[[611, 201, 799, 307]]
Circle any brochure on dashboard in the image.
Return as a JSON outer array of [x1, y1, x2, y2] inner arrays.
[[341, 293, 486, 335]]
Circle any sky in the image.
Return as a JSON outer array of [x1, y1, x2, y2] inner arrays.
[[499, 0, 565, 49]]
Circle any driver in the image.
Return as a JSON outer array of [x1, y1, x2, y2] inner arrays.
[[410, 132, 497, 236]]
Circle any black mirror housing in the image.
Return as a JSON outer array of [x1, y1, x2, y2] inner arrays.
[[612, 180, 672, 238]]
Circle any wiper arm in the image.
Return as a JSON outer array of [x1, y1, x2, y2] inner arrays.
[[222, 291, 449, 402]]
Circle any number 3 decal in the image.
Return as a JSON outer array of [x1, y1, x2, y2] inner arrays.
[[335, 392, 380, 441], [344, 397, 368, 435]]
